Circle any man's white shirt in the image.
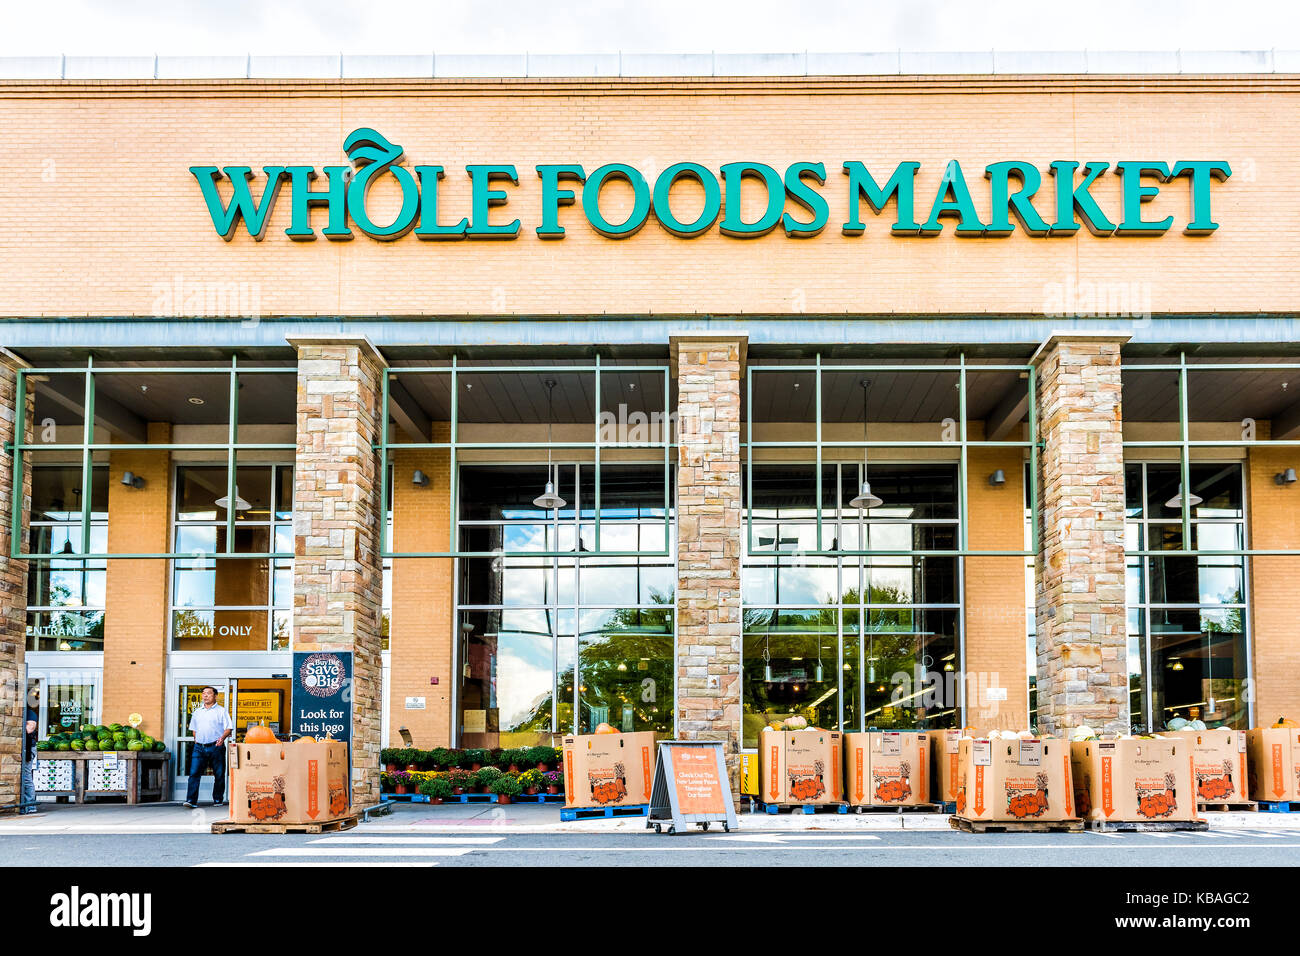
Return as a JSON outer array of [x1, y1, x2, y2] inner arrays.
[[189, 703, 233, 744]]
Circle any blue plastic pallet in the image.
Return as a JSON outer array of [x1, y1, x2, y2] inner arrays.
[[755, 801, 849, 815], [1257, 800, 1299, 813], [384, 793, 430, 803], [560, 803, 649, 822], [511, 793, 565, 803], [454, 793, 500, 803]]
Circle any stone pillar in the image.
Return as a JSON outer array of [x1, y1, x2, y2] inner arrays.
[[289, 336, 386, 807], [1032, 333, 1130, 736], [672, 334, 745, 789], [0, 349, 32, 811]]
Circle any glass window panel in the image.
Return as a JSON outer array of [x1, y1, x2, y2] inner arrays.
[[1127, 608, 1148, 732], [749, 465, 820, 520], [238, 371, 296, 428], [579, 463, 672, 518], [177, 466, 228, 521], [230, 465, 274, 521], [577, 611, 673, 736], [749, 523, 819, 552], [274, 525, 293, 554], [272, 611, 291, 651], [1148, 608, 1247, 730], [1124, 464, 1143, 517], [862, 608, 958, 729], [459, 464, 565, 522], [40, 680, 98, 734], [31, 373, 87, 435], [25, 610, 104, 651], [275, 466, 295, 520], [853, 463, 958, 520], [172, 609, 268, 651], [273, 562, 293, 608], [772, 559, 838, 606], [741, 630, 840, 749]]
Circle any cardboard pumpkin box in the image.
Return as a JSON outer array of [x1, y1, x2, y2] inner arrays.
[[561, 732, 656, 809], [228, 739, 349, 825], [1161, 728, 1248, 804], [844, 731, 929, 807], [1071, 738, 1198, 823], [955, 736, 1076, 823], [926, 729, 962, 804], [1245, 726, 1300, 802], [758, 729, 843, 805]]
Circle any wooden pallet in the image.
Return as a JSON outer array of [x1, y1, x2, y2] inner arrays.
[[754, 801, 849, 815], [951, 816, 1085, 834], [851, 801, 946, 814], [211, 814, 358, 835], [1197, 800, 1259, 813], [1085, 818, 1209, 832], [560, 803, 649, 822]]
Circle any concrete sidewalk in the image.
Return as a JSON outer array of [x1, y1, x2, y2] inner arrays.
[[2, 798, 1297, 834]]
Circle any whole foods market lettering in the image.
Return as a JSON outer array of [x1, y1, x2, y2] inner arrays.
[[191, 128, 1232, 243]]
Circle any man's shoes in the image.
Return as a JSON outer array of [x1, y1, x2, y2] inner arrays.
[[19, 808, 39, 815], [182, 801, 196, 809], [212, 800, 225, 807]]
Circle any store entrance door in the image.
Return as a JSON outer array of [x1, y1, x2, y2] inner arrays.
[[171, 676, 292, 801]]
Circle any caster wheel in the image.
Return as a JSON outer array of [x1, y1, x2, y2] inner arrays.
[[701, 822, 710, 831], [723, 823, 731, 833], [668, 825, 676, 835], [653, 824, 662, 834]]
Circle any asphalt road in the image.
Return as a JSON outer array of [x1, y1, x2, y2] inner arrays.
[[2, 828, 1298, 866]]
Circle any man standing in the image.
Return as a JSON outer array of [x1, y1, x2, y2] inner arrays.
[[185, 686, 233, 809], [21, 685, 39, 815]]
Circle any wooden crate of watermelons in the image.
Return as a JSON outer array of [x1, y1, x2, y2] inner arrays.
[[33, 723, 170, 804]]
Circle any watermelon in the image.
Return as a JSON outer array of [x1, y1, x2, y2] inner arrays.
[[125, 728, 140, 742], [153, 741, 167, 752], [69, 739, 84, 751], [109, 723, 123, 732], [35, 740, 51, 751], [126, 740, 145, 752], [54, 741, 71, 752], [85, 739, 100, 751], [140, 735, 155, 749]]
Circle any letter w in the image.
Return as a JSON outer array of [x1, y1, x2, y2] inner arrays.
[[190, 166, 288, 241]]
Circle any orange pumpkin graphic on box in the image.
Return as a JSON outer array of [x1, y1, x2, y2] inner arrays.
[[1005, 773, 1051, 819], [247, 777, 287, 822], [589, 762, 629, 805], [955, 787, 967, 814], [1195, 762, 1236, 801], [872, 763, 913, 803], [1136, 772, 1178, 819], [788, 760, 826, 801], [328, 785, 347, 817]]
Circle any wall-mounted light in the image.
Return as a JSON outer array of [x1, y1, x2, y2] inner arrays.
[[412, 469, 430, 487], [120, 471, 145, 489], [989, 469, 1007, 487], [1275, 468, 1297, 486]]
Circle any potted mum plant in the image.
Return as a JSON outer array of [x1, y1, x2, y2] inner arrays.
[[428, 747, 453, 771], [418, 776, 454, 805], [543, 770, 563, 795], [391, 770, 415, 796], [464, 748, 489, 771], [518, 768, 545, 795], [381, 748, 401, 773], [473, 766, 503, 794], [527, 745, 556, 771], [489, 772, 523, 805], [447, 768, 473, 795]]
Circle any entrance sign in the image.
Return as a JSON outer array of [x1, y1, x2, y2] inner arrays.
[[290, 651, 352, 742], [647, 740, 738, 834], [192, 128, 1233, 243]]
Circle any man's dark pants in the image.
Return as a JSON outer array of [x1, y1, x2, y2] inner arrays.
[[186, 742, 226, 805]]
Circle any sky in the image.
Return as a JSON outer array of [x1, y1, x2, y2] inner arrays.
[[2, 0, 1298, 56]]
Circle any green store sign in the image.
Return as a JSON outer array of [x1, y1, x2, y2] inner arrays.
[[191, 128, 1231, 242]]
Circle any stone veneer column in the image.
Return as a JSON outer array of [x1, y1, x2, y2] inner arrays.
[[0, 349, 32, 811], [672, 335, 745, 789], [1032, 333, 1131, 736], [289, 336, 386, 807]]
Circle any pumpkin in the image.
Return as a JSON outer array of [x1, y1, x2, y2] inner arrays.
[[1274, 716, 1300, 728], [296, 735, 317, 744], [593, 723, 618, 735], [245, 725, 278, 744]]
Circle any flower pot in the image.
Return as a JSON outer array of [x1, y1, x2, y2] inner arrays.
[[496, 794, 512, 805], [536, 762, 549, 772], [405, 764, 420, 773], [453, 787, 465, 795], [508, 764, 519, 773], [525, 786, 538, 795], [430, 797, 443, 805], [470, 763, 482, 771], [385, 762, 399, 772], [395, 785, 411, 795], [546, 786, 559, 795]]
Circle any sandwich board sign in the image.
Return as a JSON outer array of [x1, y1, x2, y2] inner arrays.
[[647, 740, 738, 834]]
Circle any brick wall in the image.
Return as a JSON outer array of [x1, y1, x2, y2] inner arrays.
[[101, 423, 171, 735], [388, 429, 454, 748], [964, 446, 1029, 728], [0, 77, 1295, 319], [1246, 446, 1300, 724]]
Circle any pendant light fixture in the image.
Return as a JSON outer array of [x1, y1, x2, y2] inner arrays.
[[215, 487, 251, 511], [815, 642, 825, 683], [763, 633, 773, 682], [849, 379, 883, 510], [1164, 483, 1202, 510], [533, 379, 567, 511]]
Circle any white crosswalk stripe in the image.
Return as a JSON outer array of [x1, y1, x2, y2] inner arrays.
[[249, 847, 477, 858], [308, 835, 504, 846], [196, 861, 439, 867]]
